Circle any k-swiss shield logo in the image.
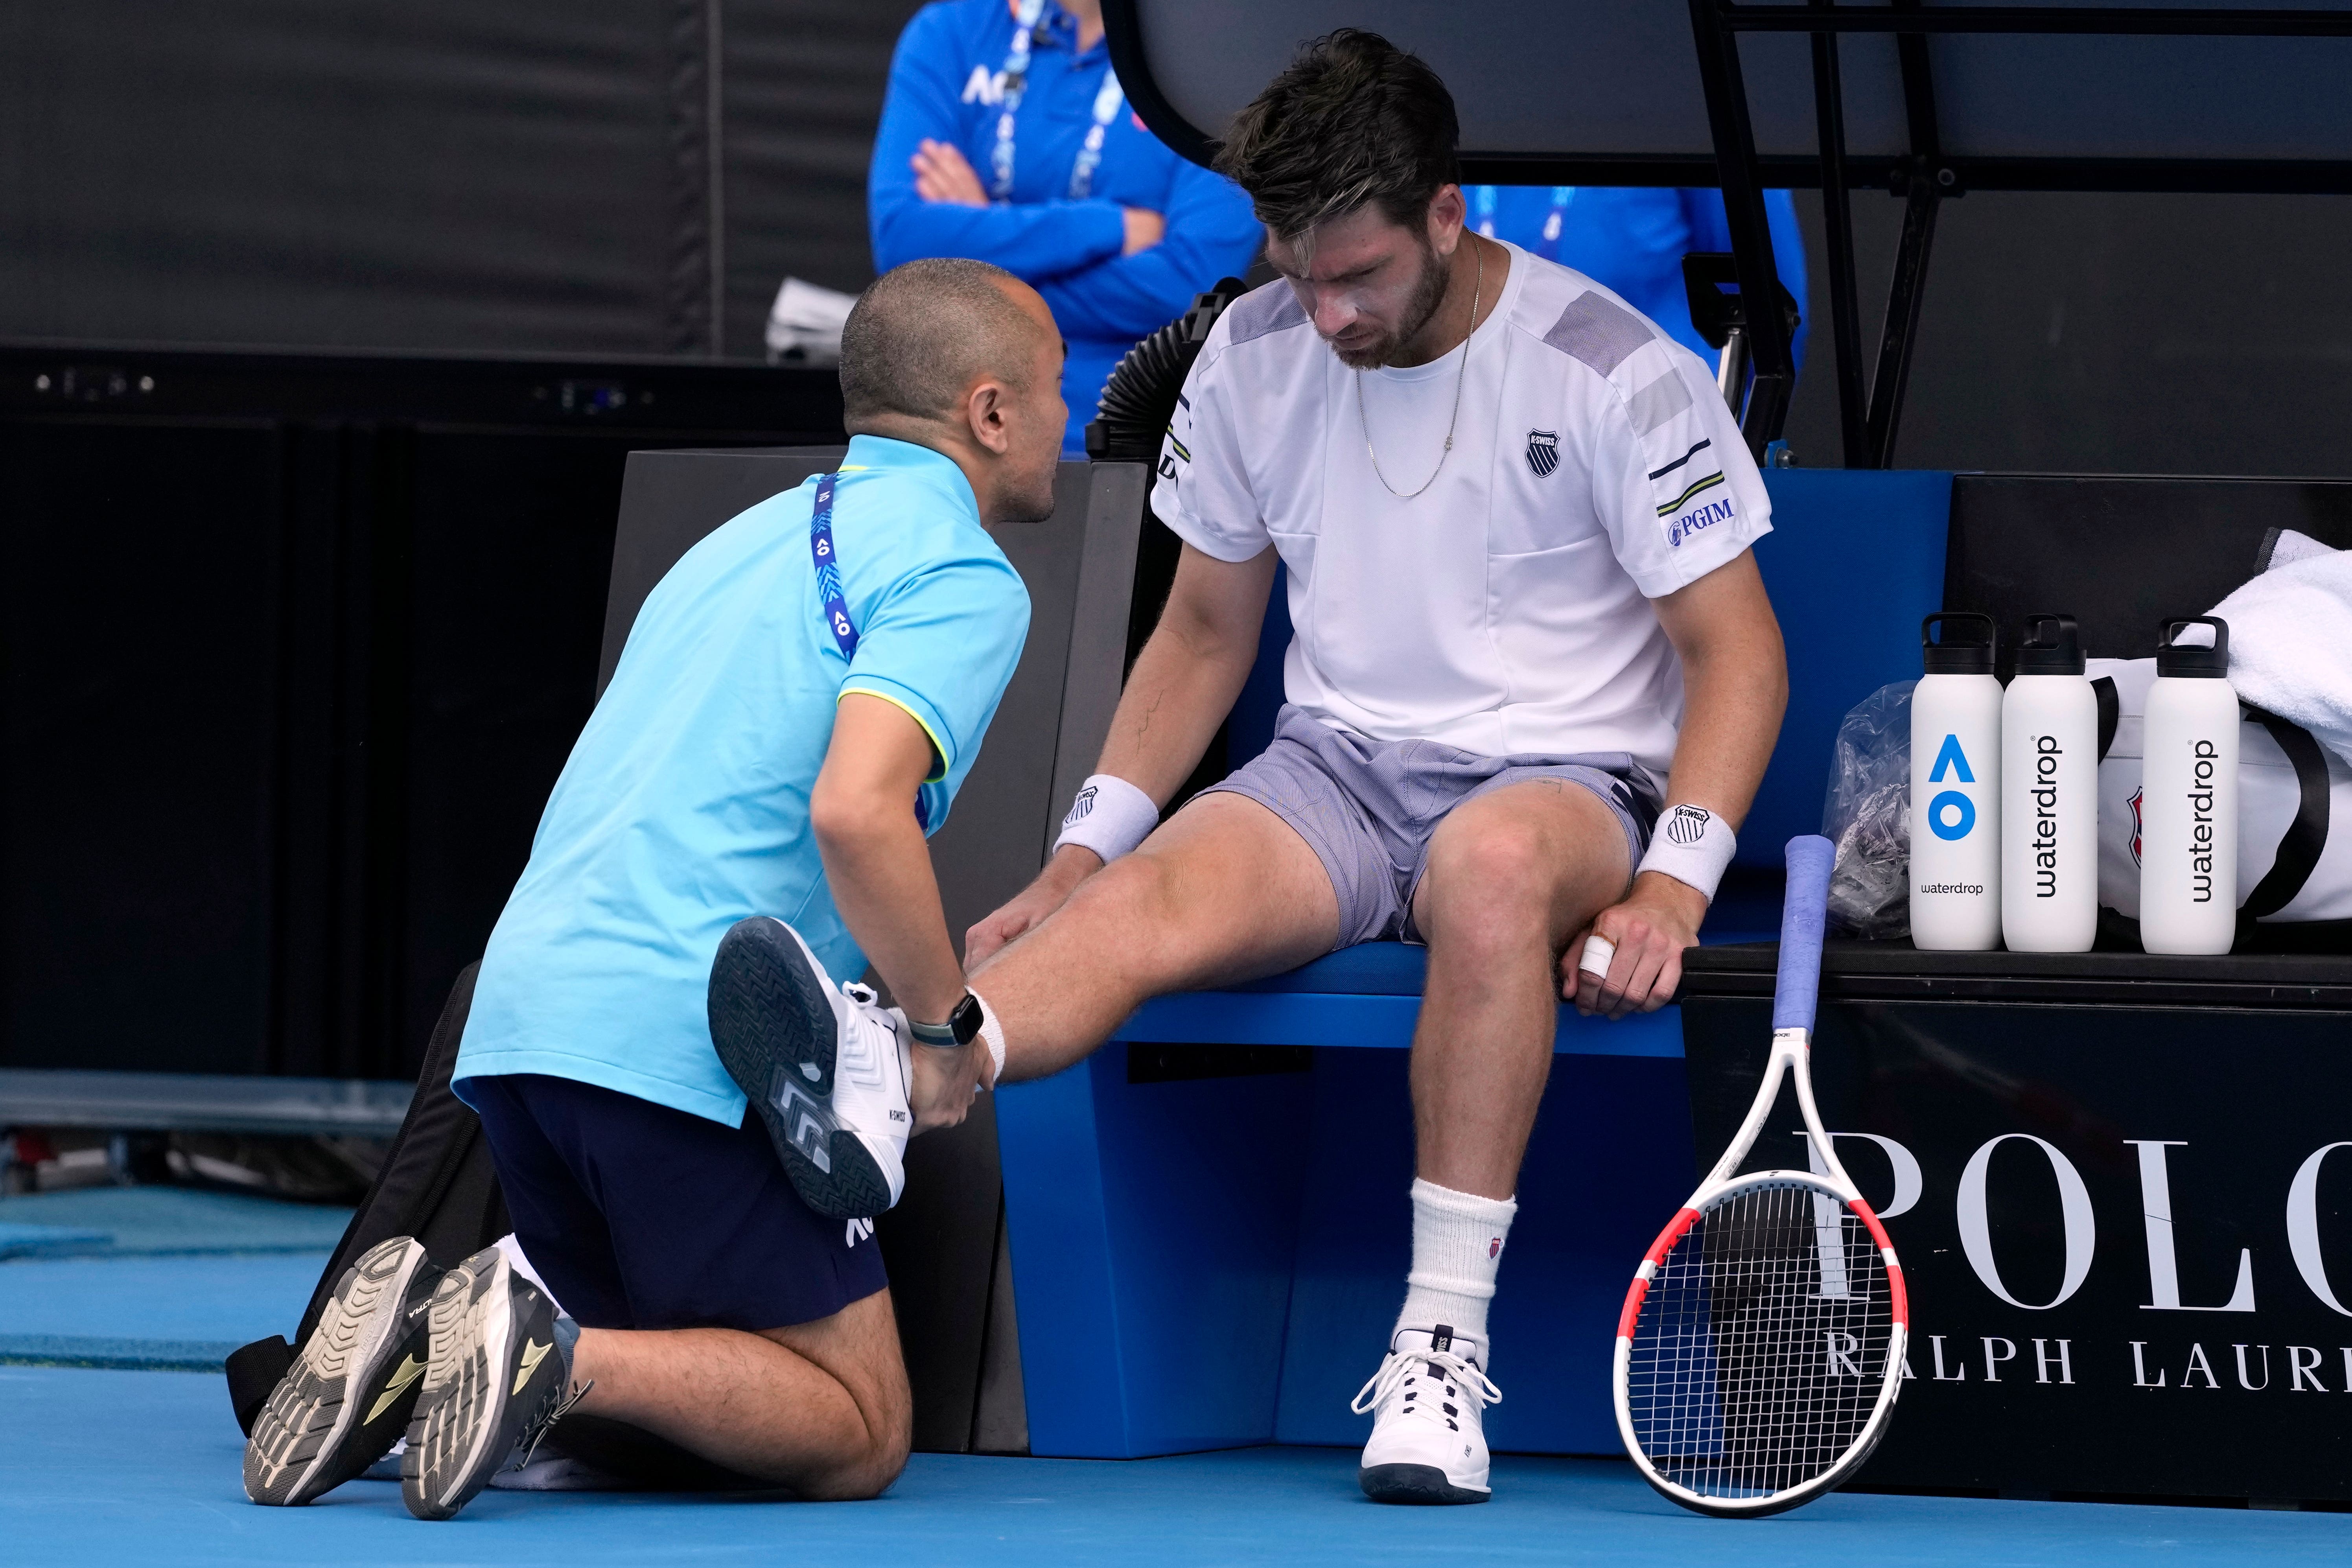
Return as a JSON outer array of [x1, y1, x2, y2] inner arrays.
[[2127, 785, 2145, 867], [1525, 429, 1559, 477], [1665, 804, 1713, 846]]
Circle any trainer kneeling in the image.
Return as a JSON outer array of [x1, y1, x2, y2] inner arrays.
[[240, 258, 1059, 1517]]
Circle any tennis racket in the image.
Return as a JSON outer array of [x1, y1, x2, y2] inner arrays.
[[1612, 834, 1908, 1518]]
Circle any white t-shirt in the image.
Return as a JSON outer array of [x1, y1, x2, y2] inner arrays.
[[1153, 240, 1771, 797]]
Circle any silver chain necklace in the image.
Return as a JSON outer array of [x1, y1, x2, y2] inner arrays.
[[1355, 238, 1485, 500]]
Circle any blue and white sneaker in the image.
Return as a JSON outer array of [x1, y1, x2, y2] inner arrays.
[[1352, 1325, 1502, 1504], [709, 916, 913, 1220]]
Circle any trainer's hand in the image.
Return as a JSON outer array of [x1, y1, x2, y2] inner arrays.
[[1567, 872, 1707, 1019], [964, 845, 1101, 969], [908, 1038, 992, 1134], [1121, 207, 1166, 255], [912, 139, 989, 206]]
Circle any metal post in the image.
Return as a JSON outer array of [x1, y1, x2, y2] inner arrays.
[[1808, 3, 1868, 466], [1865, 179, 1940, 466], [1687, 0, 1796, 459], [1862, 4, 1948, 466]]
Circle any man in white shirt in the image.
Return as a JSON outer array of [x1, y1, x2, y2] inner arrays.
[[860, 28, 1786, 1505]]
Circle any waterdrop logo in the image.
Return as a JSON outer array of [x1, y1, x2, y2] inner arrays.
[[1927, 733, 1978, 842]]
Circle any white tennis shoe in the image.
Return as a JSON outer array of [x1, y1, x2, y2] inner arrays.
[[710, 916, 913, 1219], [1352, 1324, 1503, 1505]]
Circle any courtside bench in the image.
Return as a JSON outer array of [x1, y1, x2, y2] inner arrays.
[[995, 468, 1955, 1457]]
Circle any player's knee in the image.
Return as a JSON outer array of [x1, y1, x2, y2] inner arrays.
[[1427, 816, 1554, 920], [1068, 844, 1181, 929]]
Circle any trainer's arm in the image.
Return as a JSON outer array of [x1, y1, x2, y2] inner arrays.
[[963, 542, 1278, 965], [1574, 549, 1787, 1019], [813, 695, 971, 1054]]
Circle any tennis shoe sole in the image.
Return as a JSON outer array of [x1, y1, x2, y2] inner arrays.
[[243, 1236, 440, 1506], [1359, 1462, 1492, 1505], [402, 1246, 564, 1520], [709, 916, 897, 1220]]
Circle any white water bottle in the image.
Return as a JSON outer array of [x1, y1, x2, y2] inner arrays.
[[2002, 613, 2099, 953], [2140, 617, 2239, 955], [1911, 613, 2002, 950]]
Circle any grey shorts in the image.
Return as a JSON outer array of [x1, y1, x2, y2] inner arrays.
[[1200, 705, 1660, 949]]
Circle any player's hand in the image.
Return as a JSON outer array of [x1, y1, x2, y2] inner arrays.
[[1566, 871, 1708, 1019], [907, 1037, 993, 1134], [964, 845, 1101, 969], [1121, 207, 1166, 255], [912, 139, 989, 206]]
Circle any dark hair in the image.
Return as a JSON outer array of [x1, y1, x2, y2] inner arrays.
[[1212, 29, 1461, 245], [838, 257, 1039, 426]]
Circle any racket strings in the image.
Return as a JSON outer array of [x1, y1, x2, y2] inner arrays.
[[1626, 1181, 1894, 1503]]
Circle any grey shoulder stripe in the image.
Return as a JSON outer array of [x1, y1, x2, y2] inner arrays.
[[1647, 438, 1711, 482], [1223, 283, 1310, 345], [1540, 291, 1654, 378], [1626, 371, 1693, 437]]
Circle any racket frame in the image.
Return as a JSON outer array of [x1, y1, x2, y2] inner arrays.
[[1613, 1021, 1910, 1516]]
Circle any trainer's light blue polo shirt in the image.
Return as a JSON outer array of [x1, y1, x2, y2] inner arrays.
[[453, 435, 1030, 1126]]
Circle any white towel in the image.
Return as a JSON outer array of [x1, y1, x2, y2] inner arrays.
[[2209, 531, 2352, 767], [764, 276, 856, 367]]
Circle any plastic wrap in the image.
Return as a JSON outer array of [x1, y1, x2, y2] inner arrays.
[[1821, 680, 1917, 939]]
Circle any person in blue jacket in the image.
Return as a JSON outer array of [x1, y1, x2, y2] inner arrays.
[[871, 0, 1264, 454], [1463, 186, 1809, 376]]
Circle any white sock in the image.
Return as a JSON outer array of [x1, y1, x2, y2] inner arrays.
[[1394, 1178, 1518, 1352]]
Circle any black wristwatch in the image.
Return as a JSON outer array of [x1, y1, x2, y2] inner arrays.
[[907, 991, 983, 1048]]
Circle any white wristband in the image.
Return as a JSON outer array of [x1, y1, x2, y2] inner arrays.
[[1055, 774, 1158, 864], [1637, 804, 1736, 903]]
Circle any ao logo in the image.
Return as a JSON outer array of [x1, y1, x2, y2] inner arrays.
[[1927, 733, 1977, 841]]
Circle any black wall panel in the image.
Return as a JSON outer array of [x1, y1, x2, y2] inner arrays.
[[0, 0, 924, 363], [0, 347, 845, 1081], [2, 420, 286, 1072]]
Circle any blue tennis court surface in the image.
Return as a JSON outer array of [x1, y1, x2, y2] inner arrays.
[[6, 1364, 2345, 1568], [0, 1187, 353, 1258]]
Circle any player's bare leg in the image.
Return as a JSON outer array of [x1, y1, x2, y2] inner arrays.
[[1352, 778, 1633, 1505], [1407, 778, 1634, 1199], [969, 791, 1341, 1082]]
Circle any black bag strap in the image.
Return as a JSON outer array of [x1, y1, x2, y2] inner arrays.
[[226, 960, 503, 1436], [2242, 705, 2333, 923], [2093, 676, 2120, 764]]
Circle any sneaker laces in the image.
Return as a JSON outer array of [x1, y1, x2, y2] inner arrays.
[[515, 1378, 595, 1472], [1350, 1347, 1503, 1420]]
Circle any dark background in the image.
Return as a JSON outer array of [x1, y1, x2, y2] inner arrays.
[[9, 3, 2352, 477]]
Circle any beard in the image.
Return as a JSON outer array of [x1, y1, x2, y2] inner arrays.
[[1328, 239, 1453, 370]]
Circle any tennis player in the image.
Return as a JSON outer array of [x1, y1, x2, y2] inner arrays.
[[723, 30, 1788, 1506]]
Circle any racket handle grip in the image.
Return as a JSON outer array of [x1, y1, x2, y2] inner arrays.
[[1772, 835, 1837, 1034]]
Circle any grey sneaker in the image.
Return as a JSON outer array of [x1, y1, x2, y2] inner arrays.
[[401, 1246, 579, 1520], [243, 1236, 442, 1506]]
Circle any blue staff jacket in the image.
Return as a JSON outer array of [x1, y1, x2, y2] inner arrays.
[[1466, 186, 1810, 374], [872, 0, 1263, 453]]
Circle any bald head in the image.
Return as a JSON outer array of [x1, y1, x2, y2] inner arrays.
[[839, 258, 1052, 429]]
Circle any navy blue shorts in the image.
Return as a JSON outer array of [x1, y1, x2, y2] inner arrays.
[[464, 1073, 887, 1332]]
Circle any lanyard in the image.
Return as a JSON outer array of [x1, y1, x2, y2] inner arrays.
[[812, 469, 934, 829], [809, 472, 857, 659], [988, 0, 1125, 202]]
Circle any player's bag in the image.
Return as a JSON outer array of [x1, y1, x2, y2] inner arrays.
[[223, 962, 510, 1436], [2090, 657, 2352, 944]]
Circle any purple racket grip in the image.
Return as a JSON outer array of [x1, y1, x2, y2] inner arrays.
[[1772, 835, 1836, 1035]]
